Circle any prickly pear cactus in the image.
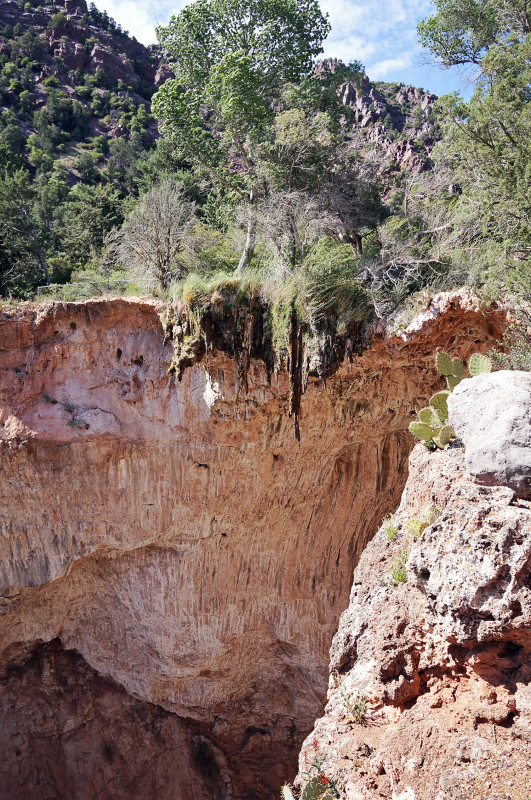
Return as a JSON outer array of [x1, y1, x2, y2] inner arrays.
[[406, 519, 428, 537], [409, 421, 433, 441], [301, 777, 334, 800], [434, 424, 454, 449], [430, 391, 450, 422], [424, 506, 441, 525], [436, 351, 454, 376], [469, 352, 492, 376], [452, 357, 465, 379], [419, 406, 441, 427], [447, 375, 461, 391]]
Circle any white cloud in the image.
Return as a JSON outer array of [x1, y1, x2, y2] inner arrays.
[[96, 0, 442, 88], [369, 53, 413, 79]]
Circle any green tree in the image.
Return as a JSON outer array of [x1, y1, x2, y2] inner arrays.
[[418, 0, 530, 68], [153, 0, 330, 272], [0, 169, 50, 292], [417, 0, 531, 296], [56, 184, 124, 269]]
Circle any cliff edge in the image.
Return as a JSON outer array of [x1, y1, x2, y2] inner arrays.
[[296, 436, 531, 800]]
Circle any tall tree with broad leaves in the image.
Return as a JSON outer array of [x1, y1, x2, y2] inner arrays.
[[152, 0, 331, 272]]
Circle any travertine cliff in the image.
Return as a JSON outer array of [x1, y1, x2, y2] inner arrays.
[[0, 292, 505, 799]]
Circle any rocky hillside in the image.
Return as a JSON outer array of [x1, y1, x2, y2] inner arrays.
[[0, 291, 505, 799], [0, 2, 438, 188], [295, 375, 531, 800], [0, 0, 167, 185], [319, 61, 438, 175]]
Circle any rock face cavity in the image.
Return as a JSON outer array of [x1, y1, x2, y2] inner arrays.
[[0, 293, 504, 799]]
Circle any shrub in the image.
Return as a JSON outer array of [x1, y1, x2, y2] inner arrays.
[[332, 670, 368, 724], [489, 305, 531, 371], [49, 12, 69, 30]]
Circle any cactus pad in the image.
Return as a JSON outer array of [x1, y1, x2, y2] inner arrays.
[[436, 351, 454, 376], [406, 518, 428, 537], [434, 425, 454, 449], [430, 391, 450, 421], [409, 421, 433, 441], [452, 357, 465, 378], [469, 352, 492, 376], [424, 506, 441, 525], [301, 777, 335, 800], [418, 406, 441, 427], [447, 375, 461, 391]]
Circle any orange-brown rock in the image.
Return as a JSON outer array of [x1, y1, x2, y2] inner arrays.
[[0, 292, 505, 799]]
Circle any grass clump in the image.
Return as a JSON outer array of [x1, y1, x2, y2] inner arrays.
[[332, 669, 368, 724], [387, 547, 409, 587], [380, 514, 399, 541]]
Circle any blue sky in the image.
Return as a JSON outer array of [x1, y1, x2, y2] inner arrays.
[[97, 0, 472, 97]]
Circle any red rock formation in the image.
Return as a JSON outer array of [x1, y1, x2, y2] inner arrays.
[[0, 292, 505, 799]]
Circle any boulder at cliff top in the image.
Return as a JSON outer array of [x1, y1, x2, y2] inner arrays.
[[448, 370, 531, 499]]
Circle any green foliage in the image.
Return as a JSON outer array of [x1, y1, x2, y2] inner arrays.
[[301, 776, 335, 800], [406, 506, 440, 538], [388, 547, 409, 586], [0, 168, 50, 295], [489, 305, 531, 371], [153, 0, 331, 271], [409, 349, 493, 450], [409, 356, 455, 448], [434, 423, 454, 449], [406, 518, 428, 538], [418, 0, 528, 68], [380, 514, 399, 541], [332, 669, 368, 724], [408, 421, 434, 442], [436, 350, 453, 375], [418, 406, 442, 427], [429, 390, 450, 422], [415, 3, 531, 298], [49, 12, 69, 30]]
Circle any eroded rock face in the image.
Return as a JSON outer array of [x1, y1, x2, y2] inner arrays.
[[296, 445, 531, 800], [0, 639, 216, 800], [0, 293, 505, 798], [449, 370, 531, 499]]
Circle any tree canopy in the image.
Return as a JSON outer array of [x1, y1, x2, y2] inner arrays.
[[152, 0, 331, 271], [418, 0, 530, 67]]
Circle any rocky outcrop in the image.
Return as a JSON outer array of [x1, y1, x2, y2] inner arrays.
[[0, 292, 505, 799], [449, 371, 531, 499], [88, 45, 139, 89], [296, 442, 531, 800]]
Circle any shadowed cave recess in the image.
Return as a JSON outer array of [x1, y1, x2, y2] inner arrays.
[[0, 293, 505, 799]]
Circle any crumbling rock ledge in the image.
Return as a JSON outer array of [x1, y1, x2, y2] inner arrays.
[[0, 291, 505, 799], [296, 444, 531, 800]]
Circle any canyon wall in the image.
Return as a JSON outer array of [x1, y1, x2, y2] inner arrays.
[[0, 292, 505, 799]]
